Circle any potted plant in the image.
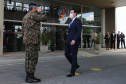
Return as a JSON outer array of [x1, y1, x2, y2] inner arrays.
[[95, 34, 103, 50], [40, 31, 49, 53]]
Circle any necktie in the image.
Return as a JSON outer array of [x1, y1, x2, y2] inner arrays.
[[69, 20, 73, 28]]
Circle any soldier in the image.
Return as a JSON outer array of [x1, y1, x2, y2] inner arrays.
[[58, 28, 64, 50], [64, 29, 68, 46], [50, 28, 55, 51], [22, 3, 46, 83]]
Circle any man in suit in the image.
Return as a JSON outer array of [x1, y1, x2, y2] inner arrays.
[[121, 32, 125, 49], [111, 30, 116, 49], [117, 31, 121, 49], [65, 9, 82, 77]]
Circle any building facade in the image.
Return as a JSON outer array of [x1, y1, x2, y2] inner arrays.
[[0, 0, 121, 55]]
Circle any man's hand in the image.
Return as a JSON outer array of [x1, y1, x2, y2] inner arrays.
[[37, 7, 42, 13], [71, 40, 75, 45]]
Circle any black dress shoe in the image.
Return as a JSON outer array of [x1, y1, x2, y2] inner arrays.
[[67, 73, 75, 77]]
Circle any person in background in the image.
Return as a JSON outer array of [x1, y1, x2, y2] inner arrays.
[[50, 28, 56, 51], [90, 30, 97, 49], [104, 32, 110, 50], [64, 29, 68, 46], [110, 30, 116, 50], [58, 28, 64, 50], [121, 32, 125, 49], [83, 30, 86, 48], [117, 31, 121, 49], [17, 28, 22, 51]]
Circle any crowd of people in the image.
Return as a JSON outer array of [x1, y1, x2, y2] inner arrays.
[[104, 30, 125, 50]]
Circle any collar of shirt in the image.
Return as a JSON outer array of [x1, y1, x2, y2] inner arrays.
[[113, 33, 115, 36], [71, 17, 77, 23]]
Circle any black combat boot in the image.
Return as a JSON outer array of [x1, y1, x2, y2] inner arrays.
[[25, 72, 30, 82], [26, 73, 41, 83]]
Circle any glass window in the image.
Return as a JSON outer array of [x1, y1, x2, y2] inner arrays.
[[16, 2, 22, 7], [82, 12, 94, 25], [15, 25, 22, 32], [45, 7, 49, 10], [23, 4, 29, 12], [40, 6, 44, 10], [7, 1, 14, 6], [7, 1, 14, 10], [16, 2, 22, 11], [82, 6, 101, 26], [24, 4, 28, 7], [4, 1, 6, 5]]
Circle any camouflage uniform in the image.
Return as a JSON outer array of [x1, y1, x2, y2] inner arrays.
[[22, 11, 46, 73], [50, 30, 55, 51], [58, 31, 64, 50]]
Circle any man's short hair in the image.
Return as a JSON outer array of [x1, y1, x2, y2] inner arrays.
[[71, 8, 78, 15], [29, 3, 37, 10]]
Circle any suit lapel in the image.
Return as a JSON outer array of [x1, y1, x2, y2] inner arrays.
[[69, 18, 77, 29]]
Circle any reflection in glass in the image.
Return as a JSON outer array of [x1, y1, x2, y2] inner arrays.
[[7, 1, 14, 6], [82, 7, 101, 26], [16, 2, 22, 7]]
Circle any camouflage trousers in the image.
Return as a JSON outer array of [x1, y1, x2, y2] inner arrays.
[[25, 44, 39, 73]]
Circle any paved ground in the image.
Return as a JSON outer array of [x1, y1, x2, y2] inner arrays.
[[0, 48, 126, 84]]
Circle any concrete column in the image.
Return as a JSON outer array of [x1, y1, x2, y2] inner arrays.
[[101, 9, 105, 47], [0, 0, 4, 56], [105, 8, 116, 49], [115, 8, 117, 49], [105, 8, 115, 34]]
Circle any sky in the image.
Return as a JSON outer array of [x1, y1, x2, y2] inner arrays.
[[116, 6, 126, 33], [116, 6, 126, 47]]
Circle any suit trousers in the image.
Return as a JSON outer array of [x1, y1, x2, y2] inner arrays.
[[117, 40, 120, 49], [25, 44, 39, 73], [65, 43, 79, 74], [111, 40, 115, 49], [121, 40, 125, 48]]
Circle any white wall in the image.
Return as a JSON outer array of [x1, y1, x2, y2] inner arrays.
[[116, 6, 126, 48]]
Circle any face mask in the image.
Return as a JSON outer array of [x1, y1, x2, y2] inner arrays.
[[70, 13, 73, 19]]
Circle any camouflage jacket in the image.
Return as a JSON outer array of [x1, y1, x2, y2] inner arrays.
[[50, 31, 56, 40], [22, 11, 46, 45], [58, 31, 64, 41]]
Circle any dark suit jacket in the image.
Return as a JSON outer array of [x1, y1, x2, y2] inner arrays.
[[117, 34, 121, 40], [121, 34, 125, 40], [111, 33, 116, 41], [67, 18, 82, 45], [64, 32, 68, 41]]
